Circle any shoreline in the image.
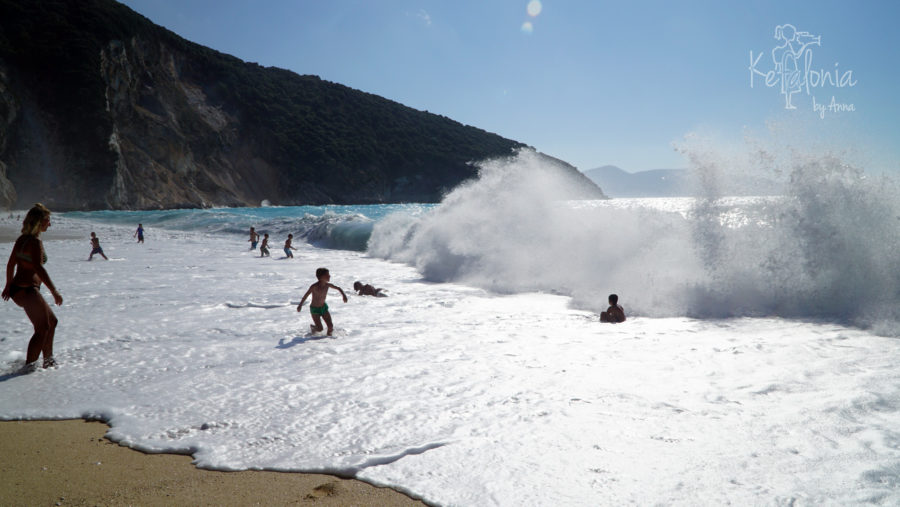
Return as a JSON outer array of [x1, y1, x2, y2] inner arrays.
[[0, 419, 426, 506], [0, 224, 83, 243]]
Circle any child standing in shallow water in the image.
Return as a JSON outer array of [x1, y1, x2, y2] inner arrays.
[[88, 232, 108, 261], [259, 233, 270, 257], [297, 267, 347, 336], [248, 226, 259, 250], [284, 234, 296, 258]]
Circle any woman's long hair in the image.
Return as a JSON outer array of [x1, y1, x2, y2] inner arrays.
[[21, 203, 51, 236]]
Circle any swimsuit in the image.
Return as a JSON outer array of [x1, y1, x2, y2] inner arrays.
[[309, 303, 328, 316], [15, 236, 47, 265], [251, 241, 258, 249], [8, 284, 38, 299], [284, 247, 293, 257], [91, 247, 104, 255], [9, 236, 45, 299]]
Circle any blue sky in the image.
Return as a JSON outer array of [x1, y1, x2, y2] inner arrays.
[[119, 0, 900, 174]]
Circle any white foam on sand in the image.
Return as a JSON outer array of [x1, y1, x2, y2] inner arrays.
[[2, 216, 900, 505]]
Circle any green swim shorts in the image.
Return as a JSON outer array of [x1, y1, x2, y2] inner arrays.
[[309, 303, 329, 316]]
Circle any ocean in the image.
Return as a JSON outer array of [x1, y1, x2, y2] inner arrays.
[[2, 150, 900, 505]]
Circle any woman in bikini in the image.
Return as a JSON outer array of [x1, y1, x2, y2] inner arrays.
[[1, 203, 63, 370]]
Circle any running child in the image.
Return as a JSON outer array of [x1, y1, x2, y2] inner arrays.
[[88, 232, 109, 261], [297, 267, 347, 336], [134, 223, 144, 243]]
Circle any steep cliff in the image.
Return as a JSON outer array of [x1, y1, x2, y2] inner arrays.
[[0, 64, 17, 208], [0, 0, 604, 210]]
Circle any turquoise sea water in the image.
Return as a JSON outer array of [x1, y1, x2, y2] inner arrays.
[[63, 204, 434, 251]]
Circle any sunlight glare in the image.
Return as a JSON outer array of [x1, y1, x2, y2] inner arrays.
[[526, 0, 542, 17]]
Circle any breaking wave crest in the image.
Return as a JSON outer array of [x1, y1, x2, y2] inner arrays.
[[368, 147, 900, 333], [65, 206, 383, 251]]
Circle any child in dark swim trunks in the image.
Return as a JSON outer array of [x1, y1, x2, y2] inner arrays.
[[600, 293, 626, 323], [88, 232, 108, 261], [297, 267, 347, 336]]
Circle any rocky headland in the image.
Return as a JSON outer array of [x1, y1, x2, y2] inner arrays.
[[0, 0, 603, 210]]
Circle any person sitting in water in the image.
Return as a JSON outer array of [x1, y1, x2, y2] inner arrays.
[[353, 281, 387, 297], [600, 293, 626, 323]]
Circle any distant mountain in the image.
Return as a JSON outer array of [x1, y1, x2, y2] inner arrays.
[[583, 165, 689, 198], [585, 165, 783, 198], [0, 0, 603, 210]]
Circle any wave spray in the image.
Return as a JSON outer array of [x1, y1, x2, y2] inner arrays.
[[368, 147, 900, 333]]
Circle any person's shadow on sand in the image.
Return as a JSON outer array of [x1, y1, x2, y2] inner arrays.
[[0, 366, 31, 382], [276, 335, 329, 349]]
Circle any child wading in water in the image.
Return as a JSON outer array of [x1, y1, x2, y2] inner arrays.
[[248, 226, 259, 250], [88, 232, 109, 261], [259, 233, 270, 257], [297, 268, 347, 336], [284, 234, 297, 258]]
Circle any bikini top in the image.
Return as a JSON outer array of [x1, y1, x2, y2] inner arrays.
[[15, 235, 47, 265]]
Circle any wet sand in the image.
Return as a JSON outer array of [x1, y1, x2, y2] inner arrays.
[[0, 419, 426, 506]]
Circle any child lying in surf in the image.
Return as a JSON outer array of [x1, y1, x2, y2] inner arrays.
[[353, 281, 387, 297]]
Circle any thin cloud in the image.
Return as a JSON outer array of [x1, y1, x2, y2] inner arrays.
[[405, 9, 432, 27], [417, 9, 432, 26]]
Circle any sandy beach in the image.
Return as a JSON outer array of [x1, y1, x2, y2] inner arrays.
[[1, 221, 21, 243], [0, 420, 425, 506], [0, 221, 83, 243]]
